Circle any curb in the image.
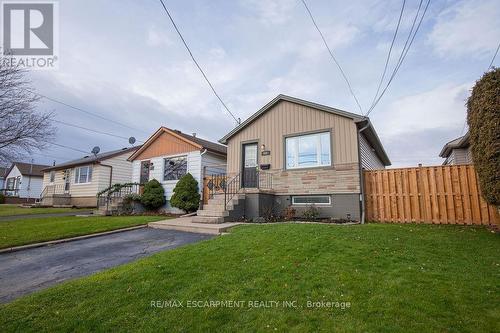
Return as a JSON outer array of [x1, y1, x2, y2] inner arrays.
[[0, 225, 148, 254]]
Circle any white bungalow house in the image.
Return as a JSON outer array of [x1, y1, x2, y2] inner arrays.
[[127, 127, 227, 213], [40, 146, 140, 207], [3, 162, 50, 203]]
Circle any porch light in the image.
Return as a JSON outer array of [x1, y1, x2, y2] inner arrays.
[[261, 144, 265, 151]]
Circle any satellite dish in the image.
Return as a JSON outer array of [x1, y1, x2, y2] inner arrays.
[[91, 146, 100, 156], [128, 137, 136, 145]]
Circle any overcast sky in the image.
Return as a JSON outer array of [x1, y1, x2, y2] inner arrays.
[[27, 0, 499, 167]]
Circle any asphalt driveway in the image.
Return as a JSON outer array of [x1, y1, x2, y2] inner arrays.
[[0, 228, 213, 303]]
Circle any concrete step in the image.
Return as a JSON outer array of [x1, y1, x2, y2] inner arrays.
[[197, 210, 229, 217], [191, 216, 225, 224], [149, 218, 241, 235]]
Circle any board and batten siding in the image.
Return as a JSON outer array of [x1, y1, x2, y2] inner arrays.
[[227, 100, 359, 173], [226, 100, 361, 194], [359, 133, 385, 170]]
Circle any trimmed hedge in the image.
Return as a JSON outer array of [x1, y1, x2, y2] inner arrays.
[[466, 68, 500, 206]]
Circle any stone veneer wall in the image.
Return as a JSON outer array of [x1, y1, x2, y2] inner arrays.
[[265, 162, 360, 195]]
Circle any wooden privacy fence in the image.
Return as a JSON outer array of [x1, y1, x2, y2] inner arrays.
[[364, 165, 499, 225]]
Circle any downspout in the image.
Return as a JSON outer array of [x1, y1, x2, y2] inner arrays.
[[357, 119, 370, 224]]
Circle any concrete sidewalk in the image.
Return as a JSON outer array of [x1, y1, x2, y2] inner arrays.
[[149, 217, 242, 235]]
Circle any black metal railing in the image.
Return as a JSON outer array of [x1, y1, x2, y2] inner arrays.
[[0, 189, 19, 197], [97, 183, 140, 210], [224, 173, 241, 210], [258, 171, 273, 190]]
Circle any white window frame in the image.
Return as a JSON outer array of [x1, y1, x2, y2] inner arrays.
[[285, 131, 332, 169], [292, 195, 332, 206], [74, 165, 92, 184], [163, 155, 188, 182]]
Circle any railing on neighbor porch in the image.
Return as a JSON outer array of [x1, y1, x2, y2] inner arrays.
[[96, 183, 141, 210], [0, 189, 19, 197], [40, 184, 67, 199]]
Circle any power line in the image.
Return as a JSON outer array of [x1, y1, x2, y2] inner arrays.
[[21, 88, 149, 135], [369, 0, 406, 110], [488, 42, 500, 69], [157, 0, 239, 124], [366, 0, 430, 116], [53, 120, 144, 143], [300, 0, 363, 115], [50, 142, 90, 154]]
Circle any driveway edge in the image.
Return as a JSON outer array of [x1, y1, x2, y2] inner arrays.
[[0, 225, 148, 254]]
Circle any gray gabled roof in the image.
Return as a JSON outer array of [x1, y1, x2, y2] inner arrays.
[[7, 162, 50, 177], [42, 146, 140, 172], [439, 132, 470, 158], [219, 94, 391, 166]]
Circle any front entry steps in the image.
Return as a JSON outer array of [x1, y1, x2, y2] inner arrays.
[[149, 217, 241, 235], [192, 193, 245, 224]]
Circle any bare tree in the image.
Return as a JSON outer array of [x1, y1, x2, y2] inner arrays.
[[0, 55, 55, 165]]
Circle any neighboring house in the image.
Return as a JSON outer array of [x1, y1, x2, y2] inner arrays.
[[439, 132, 472, 165], [0, 167, 8, 190], [40, 146, 140, 207], [195, 94, 390, 223], [3, 162, 50, 201], [128, 127, 227, 213]]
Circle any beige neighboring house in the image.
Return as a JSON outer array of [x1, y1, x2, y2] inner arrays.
[[194, 95, 390, 223], [40, 146, 140, 207], [439, 132, 472, 165]]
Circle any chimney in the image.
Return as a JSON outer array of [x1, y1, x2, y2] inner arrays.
[[192, 133, 197, 137]]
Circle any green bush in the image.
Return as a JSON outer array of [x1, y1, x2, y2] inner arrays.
[[0, 193, 5, 204], [302, 205, 320, 220], [170, 173, 201, 213], [140, 179, 166, 210], [467, 68, 500, 206]]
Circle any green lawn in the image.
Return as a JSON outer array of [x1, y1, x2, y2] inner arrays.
[[0, 204, 89, 217], [0, 215, 166, 249], [0, 223, 498, 332]]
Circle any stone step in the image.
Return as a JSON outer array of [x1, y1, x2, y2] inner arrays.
[[149, 219, 240, 235], [202, 203, 235, 211], [191, 216, 225, 224], [197, 210, 229, 217]]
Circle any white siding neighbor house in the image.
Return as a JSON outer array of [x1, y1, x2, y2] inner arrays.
[[3, 162, 49, 201], [439, 132, 472, 165], [128, 127, 227, 213], [40, 146, 139, 207]]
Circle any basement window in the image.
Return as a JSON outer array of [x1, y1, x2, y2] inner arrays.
[[292, 195, 331, 206]]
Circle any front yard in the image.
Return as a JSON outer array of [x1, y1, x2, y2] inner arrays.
[[0, 223, 498, 332], [0, 204, 88, 217], [0, 215, 166, 249]]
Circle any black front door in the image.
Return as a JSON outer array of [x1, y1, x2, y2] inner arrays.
[[140, 160, 150, 184], [242, 143, 258, 188]]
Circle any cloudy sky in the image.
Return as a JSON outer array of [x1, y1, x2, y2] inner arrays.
[[27, 0, 499, 167]]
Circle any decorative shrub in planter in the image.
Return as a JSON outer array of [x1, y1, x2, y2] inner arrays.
[[140, 179, 166, 210], [170, 173, 201, 213]]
